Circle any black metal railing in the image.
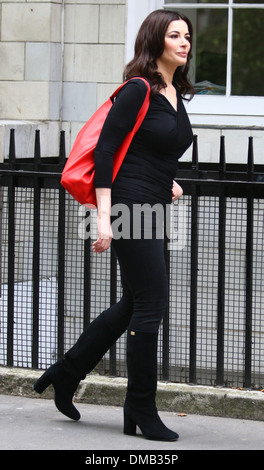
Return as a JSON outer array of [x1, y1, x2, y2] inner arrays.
[[0, 129, 263, 389]]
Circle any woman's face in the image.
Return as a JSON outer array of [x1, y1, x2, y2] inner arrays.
[[158, 20, 191, 70]]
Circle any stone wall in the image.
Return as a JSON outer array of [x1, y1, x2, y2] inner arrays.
[[0, 0, 127, 159]]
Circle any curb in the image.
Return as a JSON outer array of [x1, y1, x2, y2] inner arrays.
[[1, 366, 264, 421]]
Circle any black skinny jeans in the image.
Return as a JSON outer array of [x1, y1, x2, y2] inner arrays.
[[107, 201, 168, 333], [109, 234, 168, 334], [63, 203, 168, 379]]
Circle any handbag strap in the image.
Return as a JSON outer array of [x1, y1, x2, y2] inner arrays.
[[110, 76, 151, 100], [110, 77, 151, 182], [110, 77, 151, 131]]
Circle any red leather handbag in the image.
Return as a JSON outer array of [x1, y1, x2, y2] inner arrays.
[[61, 77, 150, 208]]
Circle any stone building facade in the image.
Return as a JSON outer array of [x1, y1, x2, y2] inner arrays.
[[0, 0, 263, 163], [0, 1, 263, 383], [0, 0, 127, 159]]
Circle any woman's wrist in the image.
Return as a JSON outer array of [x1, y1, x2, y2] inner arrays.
[[95, 188, 111, 216]]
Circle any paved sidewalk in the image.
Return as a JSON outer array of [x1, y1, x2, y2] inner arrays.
[[1, 394, 264, 451], [1, 366, 264, 421]]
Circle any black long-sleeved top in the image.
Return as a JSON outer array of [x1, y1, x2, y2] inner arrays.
[[94, 78, 193, 205]]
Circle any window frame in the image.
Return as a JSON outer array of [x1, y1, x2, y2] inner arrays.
[[164, 1, 264, 121], [126, 0, 264, 125]]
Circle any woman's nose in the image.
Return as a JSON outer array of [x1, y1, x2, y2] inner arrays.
[[180, 37, 190, 50]]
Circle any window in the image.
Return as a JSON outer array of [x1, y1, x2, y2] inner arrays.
[[163, 1, 264, 121]]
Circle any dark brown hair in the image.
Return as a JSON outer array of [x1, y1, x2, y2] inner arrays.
[[124, 9, 194, 99]]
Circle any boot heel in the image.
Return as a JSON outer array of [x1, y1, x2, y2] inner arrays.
[[123, 411, 137, 436], [33, 371, 52, 394]]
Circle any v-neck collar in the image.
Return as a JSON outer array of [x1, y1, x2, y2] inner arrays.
[[158, 88, 179, 113]]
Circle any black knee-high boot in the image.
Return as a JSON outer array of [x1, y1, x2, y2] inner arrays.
[[33, 311, 129, 421], [33, 360, 81, 421], [123, 330, 179, 441]]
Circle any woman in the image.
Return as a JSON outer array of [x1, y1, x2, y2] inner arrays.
[[34, 9, 194, 442]]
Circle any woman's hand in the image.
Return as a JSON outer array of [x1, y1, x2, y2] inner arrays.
[[92, 188, 113, 253], [92, 213, 113, 253], [172, 180, 183, 202]]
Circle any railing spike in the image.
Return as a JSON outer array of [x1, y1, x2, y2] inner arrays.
[[247, 136, 254, 181], [192, 134, 198, 175], [9, 129, 16, 164], [219, 135, 226, 178], [34, 129, 41, 163], [59, 130, 66, 163]]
